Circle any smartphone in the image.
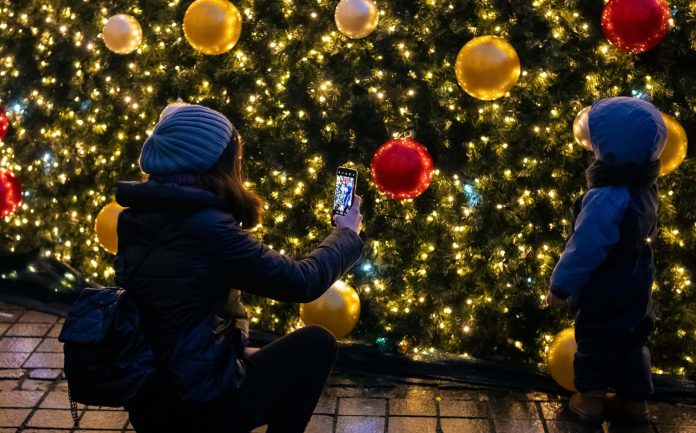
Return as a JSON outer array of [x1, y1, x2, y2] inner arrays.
[[332, 167, 358, 226]]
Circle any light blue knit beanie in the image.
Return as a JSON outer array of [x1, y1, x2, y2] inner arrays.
[[139, 104, 234, 175]]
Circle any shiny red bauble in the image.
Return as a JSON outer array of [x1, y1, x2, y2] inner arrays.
[[0, 111, 8, 141], [370, 137, 434, 200], [0, 169, 21, 217], [601, 0, 671, 54]]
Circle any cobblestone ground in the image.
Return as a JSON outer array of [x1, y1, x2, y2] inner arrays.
[[0, 302, 695, 433]]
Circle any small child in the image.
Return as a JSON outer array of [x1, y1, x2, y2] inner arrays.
[[547, 97, 667, 422]]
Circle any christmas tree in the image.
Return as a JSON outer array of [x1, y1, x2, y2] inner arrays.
[[0, 0, 694, 375]]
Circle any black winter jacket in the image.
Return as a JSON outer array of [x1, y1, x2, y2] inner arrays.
[[114, 180, 363, 404]]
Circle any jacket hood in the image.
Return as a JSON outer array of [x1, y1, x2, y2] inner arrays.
[[588, 97, 666, 166], [116, 181, 229, 212]]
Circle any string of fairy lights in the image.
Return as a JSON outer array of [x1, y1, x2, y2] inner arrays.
[[0, 0, 694, 375]]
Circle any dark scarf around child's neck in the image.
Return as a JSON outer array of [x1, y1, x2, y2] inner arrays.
[[585, 159, 660, 190]]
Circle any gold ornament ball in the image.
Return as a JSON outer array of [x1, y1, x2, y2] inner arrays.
[[659, 113, 688, 176], [455, 36, 521, 101], [335, 0, 379, 39], [183, 0, 242, 55], [300, 280, 361, 339], [95, 202, 125, 255], [159, 100, 191, 120], [573, 106, 593, 151], [547, 328, 577, 392], [103, 14, 143, 55]]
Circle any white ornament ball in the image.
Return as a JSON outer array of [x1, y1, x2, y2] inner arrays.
[[335, 0, 379, 39], [159, 100, 191, 120], [572, 106, 593, 151], [103, 14, 143, 54]]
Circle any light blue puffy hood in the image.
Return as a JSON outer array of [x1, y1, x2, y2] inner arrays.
[[588, 97, 667, 166]]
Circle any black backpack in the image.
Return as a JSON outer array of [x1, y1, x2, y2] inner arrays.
[[58, 228, 163, 426], [59, 287, 157, 424]]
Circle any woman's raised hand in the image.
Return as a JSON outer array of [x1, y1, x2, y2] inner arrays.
[[333, 194, 362, 234]]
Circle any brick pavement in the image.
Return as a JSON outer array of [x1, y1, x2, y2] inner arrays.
[[0, 302, 695, 433]]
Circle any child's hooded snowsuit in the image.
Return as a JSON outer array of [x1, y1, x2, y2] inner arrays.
[[551, 97, 667, 398]]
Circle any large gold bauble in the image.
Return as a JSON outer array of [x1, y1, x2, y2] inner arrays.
[[183, 0, 243, 55], [659, 113, 688, 176], [547, 327, 577, 392], [455, 36, 521, 100], [95, 202, 125, 255], [300, 280, 361, 339]]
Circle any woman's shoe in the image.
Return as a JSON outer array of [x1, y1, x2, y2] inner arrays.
[[604, 394, 650, 422], [621, 399, 650, 422], [603, 392, 623, 419], [569, 390, 606, 423]]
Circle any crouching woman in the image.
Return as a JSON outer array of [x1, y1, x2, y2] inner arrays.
[[115, 104, 363, 433]]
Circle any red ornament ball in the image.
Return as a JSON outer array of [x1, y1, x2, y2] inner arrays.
[[0, 169, 22, 217], [0, 111, 8, 141], [601, 0, 671, 54], [370, 137, 434, 200]]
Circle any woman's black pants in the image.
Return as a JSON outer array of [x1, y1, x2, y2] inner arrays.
[[127, 325, 338, 433]]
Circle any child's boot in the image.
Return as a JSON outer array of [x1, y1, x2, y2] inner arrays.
[[569, 390, 605, 422]]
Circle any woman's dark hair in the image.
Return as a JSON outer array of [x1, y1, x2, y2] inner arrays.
[[197, 128, 264, 229]]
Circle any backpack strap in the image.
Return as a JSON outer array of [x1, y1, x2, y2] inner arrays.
[[68, 387, 80, 426], [114, 222, 172, 285]]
